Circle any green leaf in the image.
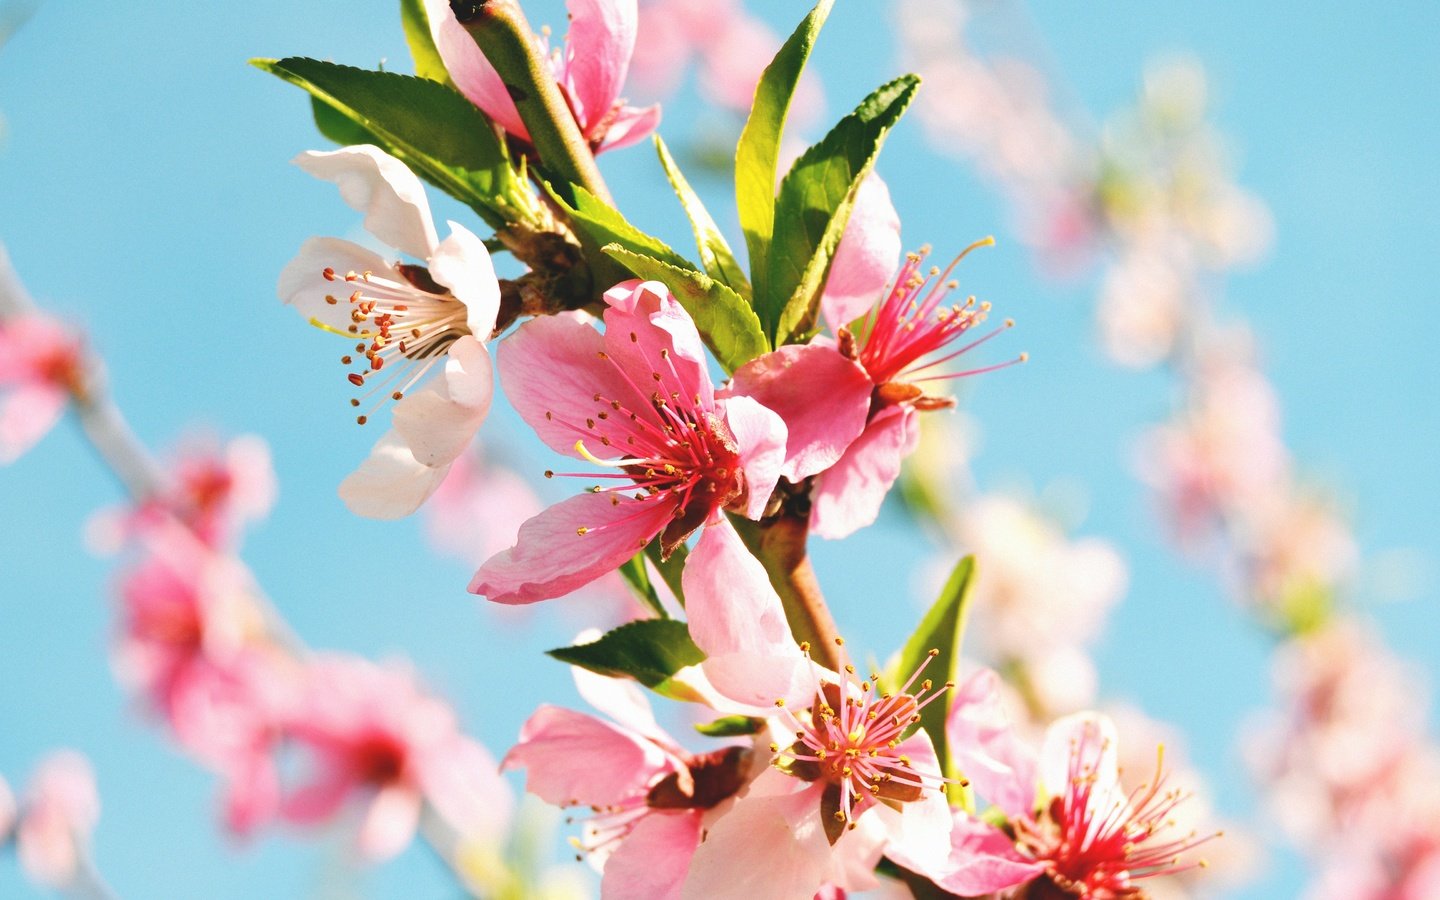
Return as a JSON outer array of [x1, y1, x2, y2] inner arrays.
[[547, 619, 704, 689], [400, 0, 452, 84], [618, 554, 669, 619], [645, 538, 687, 609], [694, 715, 766, 737], [546, 182, 692, 271], [735, 0, 833, 310], [252, 57, 536, 231], [654, 135, 751, 297], [894, 554, 976, 806], [602, 246, 770, 374], [310, 96, 376, 147], [767, 74, 920, 344]]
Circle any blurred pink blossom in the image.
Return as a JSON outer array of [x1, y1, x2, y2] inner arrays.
[[13, 751, 100, 889], [0, 774, 14, 842], [268, 655, 511, 861], [427, 0, 660, 152], [0, 312, 83, 464]]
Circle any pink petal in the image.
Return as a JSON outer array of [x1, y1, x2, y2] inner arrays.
[[339, 430, 452, 520], [822, 174, 901, 334], [725, 343, 871, 481], [277, 237, 403, 333], [572, 666, 674, 750], [293, 146, 438, 260], [561, 0, 637, 133], [428, 222, 501, 337], [947, 669, 1038, 820], [418, 738, 513, 844], [496, 312, 643, 457], [392, 335, 493, 467], [600, 810, 701, 900], [602, 280, 713, 409], [684, 518, 794, 659], [501, 704, 670, 807], [1039, 712, 1121, 806], [809, 405, 917, 540], [909, 814, 1045, 896], [598, 103, 662, 152], [0, 384, 65, 464], [424, 0, 530, 139], [357, 784, 423, 861], [681, 775, 829, 900], [280, 767, 354, 826], [878, 731, 952, 870], [721, 394, 789, 519], [470, 490, 675, 604]]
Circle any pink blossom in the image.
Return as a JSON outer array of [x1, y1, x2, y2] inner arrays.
[[728, 180, 1018, 540], [271, 655, 511, 861], [90, 433, 278, 553], [933, 670, 1218, 897], [504, 666, 758, 899], [427, 0, 660, 153], [13, 751, 101, 888], [470, 280, 786, 605], [0, 312, 83, 464], [279, 145, 500, 519], [677, 521, 954, 898]]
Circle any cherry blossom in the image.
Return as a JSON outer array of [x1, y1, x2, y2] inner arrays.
[[470, 279, 786, 605], [13, 751, 101, 889], [427, 0, 660, 153], [0, 312, 83, 464], [278, 144, 500, 519]]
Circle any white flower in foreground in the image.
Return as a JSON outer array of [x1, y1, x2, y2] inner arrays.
[[278, 144, 501, 518]]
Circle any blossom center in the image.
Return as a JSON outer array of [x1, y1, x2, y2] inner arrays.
[[850, 242, 1023, 399], [314, 264, 471, 425], [772, 640, 954, 837], [350, 731, 409, 786]]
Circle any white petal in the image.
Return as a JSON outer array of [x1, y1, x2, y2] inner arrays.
[[391, 336, 493, 467], [277, 237, 402, 332], [430, 221, 502, 338], [294, 146, 438, 259], [338, 430, 451, 519]]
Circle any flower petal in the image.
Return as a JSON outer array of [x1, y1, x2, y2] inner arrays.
[[429, 221, 502, 337], [572, 666, 673, 750], [470, 491, 674, 604], [338, 430, 452, 520], [1039, 712, 1122, 808], [602, 279, 713, 409], [424, 0, 530, 139], [809, 405, 917, 539], [497, 312, 643, 457], [599, 810, 701, 900], [294, 146, 438, 260], [895, 814, 1044, 896], [0, 384, 66, 464], [822, 174, 901, 334], [947, 668, 1038, 820], [277, 237, 404, 332], [418, 738, 514, 845], [502, 704, 670, 808], [726, 344, 872, 481], [877, 731, 952, 872], [720, 395, 788, 520], [392, 336, 493, 467], [561, 0, 637, 133], [357, 784, 423, 861], [598, 103, 662, 152], [681, 775, 829, 900]]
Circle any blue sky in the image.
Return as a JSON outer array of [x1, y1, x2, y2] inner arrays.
[[0, 0, 1436, 896]]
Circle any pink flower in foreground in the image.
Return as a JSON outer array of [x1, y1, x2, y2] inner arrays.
[[272, 656, 511, 861], [675, 521, 954, 898], [279, 144, 500, 519], [728, 177, 1020, 540], [13, 751, 100, 889], [470, 279, 786, 605], [504, 665, 758, 899], [428, 0, 660, 153], [925, 669, 1217, 898], [0, 313, 83, 464]]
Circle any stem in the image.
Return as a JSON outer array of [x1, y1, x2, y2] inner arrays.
[[71, 386, 165, 503], [450, 0, 612, 204], [731, 511, 843, 671]]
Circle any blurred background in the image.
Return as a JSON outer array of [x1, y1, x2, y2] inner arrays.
[[0, 0, 1436, 896]]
